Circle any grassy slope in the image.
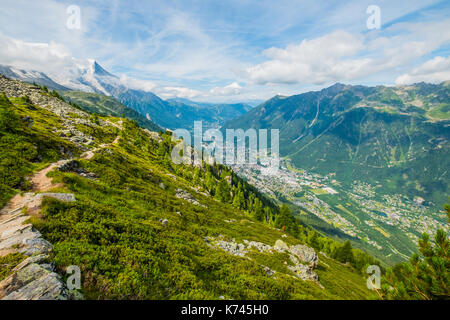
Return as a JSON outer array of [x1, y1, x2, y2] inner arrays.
[[0, 94, 79, 207], [0, 91, 372, 300]]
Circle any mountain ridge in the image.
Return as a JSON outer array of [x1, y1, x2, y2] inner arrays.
[[0, 62, 254, 130]]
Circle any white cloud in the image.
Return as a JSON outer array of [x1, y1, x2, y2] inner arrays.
[[156, 86, 203, 99], [395, 56, 450, 85], [244, 31, 365, 85], [119, 75, 157, 92], [243, 20, 450, 85], [0, 33, 73, 74], [209, 82, 244, 96]]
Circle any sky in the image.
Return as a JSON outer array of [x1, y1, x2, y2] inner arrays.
[[0, 0, 449, 103]]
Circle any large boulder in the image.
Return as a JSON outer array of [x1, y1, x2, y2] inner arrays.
[[288, 263, 319, 281], [274, 239, 289, 252], [290, 244, 319, 268]]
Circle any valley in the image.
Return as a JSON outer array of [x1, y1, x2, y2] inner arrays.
[[231, 159, 447, 264]]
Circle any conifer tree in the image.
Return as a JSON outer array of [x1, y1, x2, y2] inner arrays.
[[380, 200, 449, 300]]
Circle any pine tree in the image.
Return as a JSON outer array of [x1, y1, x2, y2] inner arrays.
[[215, 179, 231, 203], [380, 201, 449, 300], [334, 240, 354, 264], [275, 204, 296, 234], [308, 232, 321, 251]]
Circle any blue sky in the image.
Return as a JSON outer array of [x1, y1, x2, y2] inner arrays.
[[0, 0, 449, 102]]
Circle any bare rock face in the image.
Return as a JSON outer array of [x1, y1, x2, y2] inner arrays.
[[0, 263, 68, 300], [0, 192, 77, 300]]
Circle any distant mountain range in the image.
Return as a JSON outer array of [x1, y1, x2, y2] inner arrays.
[[226, 82, 450, 208], [0, 62, 253, 130], [0, 65, 69, 91]]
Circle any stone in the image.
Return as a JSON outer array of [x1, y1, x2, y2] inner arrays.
[[0, 263, 68, 300], [288, 263, 319, 281], [274, 239, 289, 252], [261, 265, 276, 276], [13, 254, 47, 272], [206, 236, 320, 282], [20, 238, 53, 256], [34, 193, 76, 202], [290, 244, 319, 268], [21, 116, 34, 128], [175, 189, 206, 207]]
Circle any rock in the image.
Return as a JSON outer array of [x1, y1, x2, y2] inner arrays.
[[261, 265, 276, 276], [243, 240, 273, 252], [290, 244, 319, 268], [34, 193, 76, 202], [32, 154, 43, 163], [274, 239, 289, 252], [206, 236, 319, 282], [215, 240, 247, 257], [20, 238, 53, 256], [0, 225, 40, 251], [175, 189, 206, 207], [0, 263, 68, 300], [288, 263, 319, 281], [57, 160, 85, 173], [21, 116, 34, 128], [12, 254, 49, 273]]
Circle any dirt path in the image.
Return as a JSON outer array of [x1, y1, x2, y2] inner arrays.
[[30, 160, 68, 192], [1, 135, 121, 219], [80, 136, 120, 160]]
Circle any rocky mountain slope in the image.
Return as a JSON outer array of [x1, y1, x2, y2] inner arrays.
[[60, 91, 161, 132], [0, 76, 374, 299]]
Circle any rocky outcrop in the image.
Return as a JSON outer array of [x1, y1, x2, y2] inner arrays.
[[0, 255, 68, 300], [56, 160, 97, 179], [176, 189, 206, 208], [0, 76, 104, 150], [289, 244, 319, 268], [0, 193, 76, 300], [205, 237, 319, 282]]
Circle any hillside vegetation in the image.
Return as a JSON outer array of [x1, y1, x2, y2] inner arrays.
[[0, 77, 376, 299]]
